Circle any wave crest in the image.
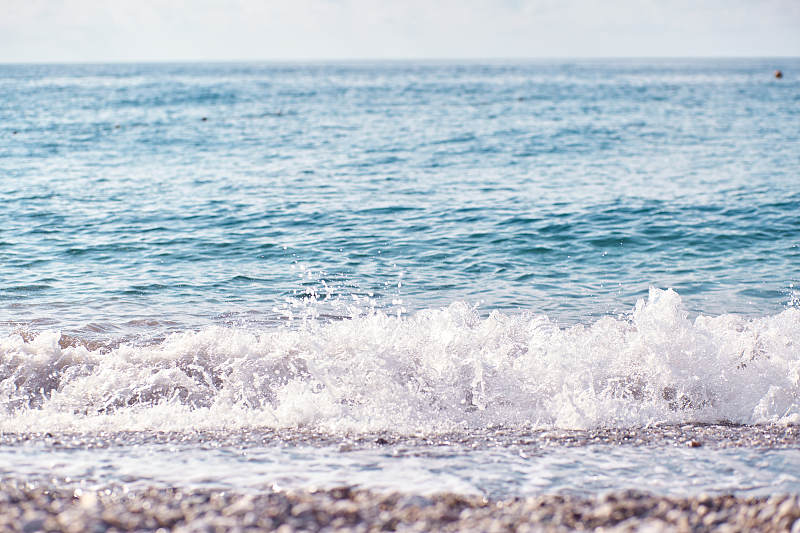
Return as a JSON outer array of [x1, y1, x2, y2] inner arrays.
[[1, 289, 799, 433]]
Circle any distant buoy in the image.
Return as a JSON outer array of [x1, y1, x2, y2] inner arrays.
[[774, 70, 783, 79]]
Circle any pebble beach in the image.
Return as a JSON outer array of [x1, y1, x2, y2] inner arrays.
[[3, 482, 799, 532]]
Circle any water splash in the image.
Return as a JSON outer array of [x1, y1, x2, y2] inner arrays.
[[1, 289, 798, 434]]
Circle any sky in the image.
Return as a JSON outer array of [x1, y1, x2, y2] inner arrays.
[[1, 0, 799, 63]]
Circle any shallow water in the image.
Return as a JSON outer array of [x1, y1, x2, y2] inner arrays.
[[3, 435, 799, 498]]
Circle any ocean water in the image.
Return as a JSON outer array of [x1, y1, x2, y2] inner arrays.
[[1, 59, 799, 496]]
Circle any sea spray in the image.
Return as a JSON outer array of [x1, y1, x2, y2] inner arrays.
[[1, 289, 798, 434]]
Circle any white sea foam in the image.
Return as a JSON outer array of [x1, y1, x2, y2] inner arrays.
[[1, 289, 798, 434]]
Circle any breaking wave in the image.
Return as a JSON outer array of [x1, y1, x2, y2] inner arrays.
[[1, 289, 798, 434]]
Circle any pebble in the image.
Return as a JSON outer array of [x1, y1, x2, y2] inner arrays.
[[1, 423, 797, 452], [0, 481, 797, 532]]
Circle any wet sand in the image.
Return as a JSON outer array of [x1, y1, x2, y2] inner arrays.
[[1, 482, 798, 532]]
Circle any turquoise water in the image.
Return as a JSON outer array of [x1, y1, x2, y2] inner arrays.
[[1, 60, 799, 437], [2, 60, 799, 338]]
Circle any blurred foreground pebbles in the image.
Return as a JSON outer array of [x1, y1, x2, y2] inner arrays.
[[1, 483, 799, 532]]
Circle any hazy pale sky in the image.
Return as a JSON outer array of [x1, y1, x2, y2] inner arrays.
[[2, 0, 799, 62]]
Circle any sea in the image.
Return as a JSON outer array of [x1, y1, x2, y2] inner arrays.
[[1, 59, 799, 499]]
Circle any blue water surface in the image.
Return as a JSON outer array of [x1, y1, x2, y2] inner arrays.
[[1, 59, 799, 337]]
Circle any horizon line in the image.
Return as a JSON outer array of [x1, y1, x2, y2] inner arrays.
[[1, 55, 798, 66]]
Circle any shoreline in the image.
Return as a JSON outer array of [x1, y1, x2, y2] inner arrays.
[[1, 423, 798, 450], [1, 426, 798, 530], [1, 482, 798, 532]]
